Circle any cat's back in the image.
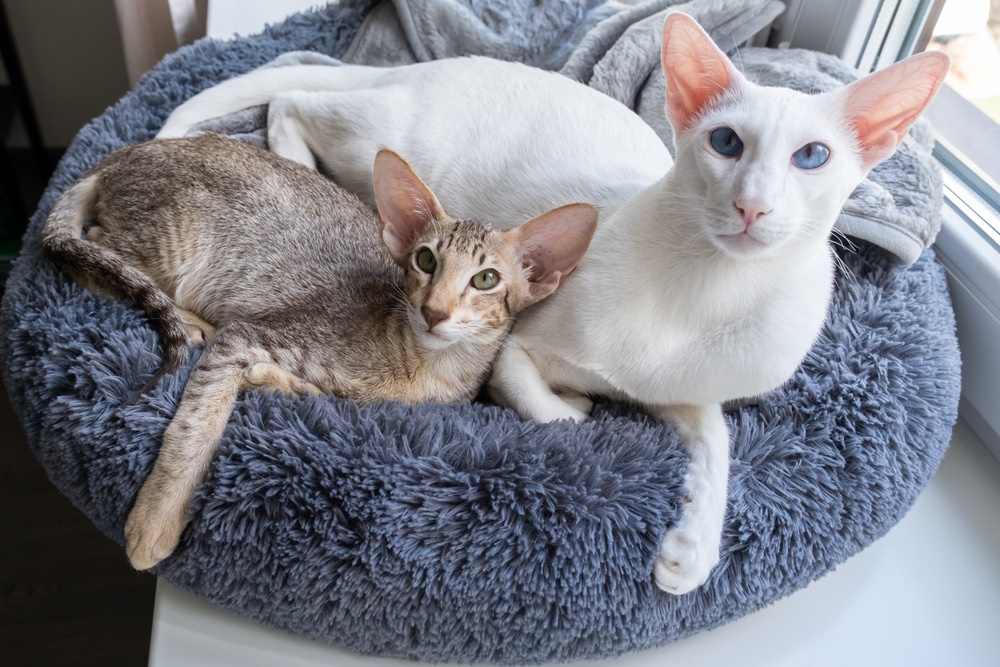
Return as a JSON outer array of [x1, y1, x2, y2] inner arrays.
[[93, 134, 396, 319], [96, 133, 371, 238], [301, 57, 674, 225]]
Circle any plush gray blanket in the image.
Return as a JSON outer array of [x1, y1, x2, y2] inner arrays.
[[196, 0, 940, 265]]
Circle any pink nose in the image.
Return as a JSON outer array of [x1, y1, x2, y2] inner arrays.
[[421, 305, 449, 330], [734, 198, 772, 229]]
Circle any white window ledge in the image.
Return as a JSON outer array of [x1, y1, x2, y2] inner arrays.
[[933, 171, 1000, 460]]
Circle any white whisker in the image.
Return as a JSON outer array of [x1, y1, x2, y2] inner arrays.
[[732, 38, 745, 76]]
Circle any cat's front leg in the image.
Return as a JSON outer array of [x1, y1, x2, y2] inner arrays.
[[487, 341, 590, 423], [650, 403, 730, 595], [125, 429, 199, 570], [125, 333, 262, 570], [125, 376, 238, 569]]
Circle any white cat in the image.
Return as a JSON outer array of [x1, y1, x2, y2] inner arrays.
[[158, 13, 949, 594]]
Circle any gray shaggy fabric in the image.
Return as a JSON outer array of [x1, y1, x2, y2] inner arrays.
[[346, 0, 783, 71], [0, 1, 961, 664]]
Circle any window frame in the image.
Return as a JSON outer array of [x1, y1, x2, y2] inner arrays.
[[775, 0, 1000, 456]]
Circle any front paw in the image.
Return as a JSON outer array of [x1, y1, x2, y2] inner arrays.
[[554, 389, 593, 416], [124, 484, 189, 570], [534, 401, 590, 424], [487, 385, 590, 423], [652, 526, 720, 595]]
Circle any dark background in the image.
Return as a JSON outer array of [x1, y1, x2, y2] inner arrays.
[[0, 6, 155, 660]]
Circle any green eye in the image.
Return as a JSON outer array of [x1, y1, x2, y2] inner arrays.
[[416, 248, 437, 273], [471, 269, 500, 290]]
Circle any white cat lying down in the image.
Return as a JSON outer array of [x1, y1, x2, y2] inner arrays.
[[158, 13, 948, 595]]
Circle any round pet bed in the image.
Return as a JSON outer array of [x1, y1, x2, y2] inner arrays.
[[0, 3, 961, 665]]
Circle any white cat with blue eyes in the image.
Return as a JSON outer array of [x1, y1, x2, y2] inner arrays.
[[159, 13, 948, 594]]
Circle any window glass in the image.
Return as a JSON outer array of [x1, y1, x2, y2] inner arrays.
[[926, 0, 1000, 124], [921, 0, 1000, 239]]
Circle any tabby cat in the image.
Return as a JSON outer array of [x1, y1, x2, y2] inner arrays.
[[42, 133, 597, 569]]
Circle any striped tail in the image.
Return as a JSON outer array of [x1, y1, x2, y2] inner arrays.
[[41, 174, 190, 387]]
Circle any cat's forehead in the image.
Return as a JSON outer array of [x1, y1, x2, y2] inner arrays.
[[703, 84, 844, 146], [419, 218, 505, 255]]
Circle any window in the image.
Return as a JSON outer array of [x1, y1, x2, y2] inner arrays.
[[901, 0, 1000, 457], [770, 0, 1000, 457], [921, 0, 1000, 244]]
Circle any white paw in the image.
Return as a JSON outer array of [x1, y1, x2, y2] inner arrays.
[[124, 484, 189, 570], [652, 526, 720, 595], [554, 390, 593, 416], [534, 400, 590, 424], [301, 381, 323, 396], [178, 310, 215, 347], [487, 385, 589, 423]]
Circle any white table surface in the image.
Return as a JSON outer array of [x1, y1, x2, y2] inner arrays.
[[149, 417, 1000, 666]]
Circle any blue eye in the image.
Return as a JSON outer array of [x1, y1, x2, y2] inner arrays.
[[792, 142, 830, 169], [710, 127, 743, 157]]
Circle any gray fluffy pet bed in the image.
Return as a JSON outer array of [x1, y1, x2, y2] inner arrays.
[[0, 1, 961, 664]]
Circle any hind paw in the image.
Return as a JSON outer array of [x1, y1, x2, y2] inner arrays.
[[178, 308, 216, 346]]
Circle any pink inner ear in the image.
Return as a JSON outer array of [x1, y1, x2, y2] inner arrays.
[[508, 203, 598, 299], [372, 150, 446, 260], [843, 50, 950, 168], [661, 12, 736, 132]]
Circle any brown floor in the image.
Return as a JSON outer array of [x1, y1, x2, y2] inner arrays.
[[0, 148, 155, 666], [0, 383, 155, 666]]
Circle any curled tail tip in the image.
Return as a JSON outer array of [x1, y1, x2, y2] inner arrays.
[[164, 341, 190, 374], [118, 371, 166, 412], [116, 345, 187, 411]]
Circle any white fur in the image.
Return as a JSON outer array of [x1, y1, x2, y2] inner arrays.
[[159, 57, 672, 224], [158, 14, 948, 594]]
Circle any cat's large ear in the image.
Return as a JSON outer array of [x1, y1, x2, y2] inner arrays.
[[836, 51, 950, 170], [506, 203, 598, 305], [660, 12, 742, 133], [373, 149, 449, 262]]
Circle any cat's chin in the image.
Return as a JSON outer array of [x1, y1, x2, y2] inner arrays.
[[713, 231, 775, 258], [415, 329, 458, 351]]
